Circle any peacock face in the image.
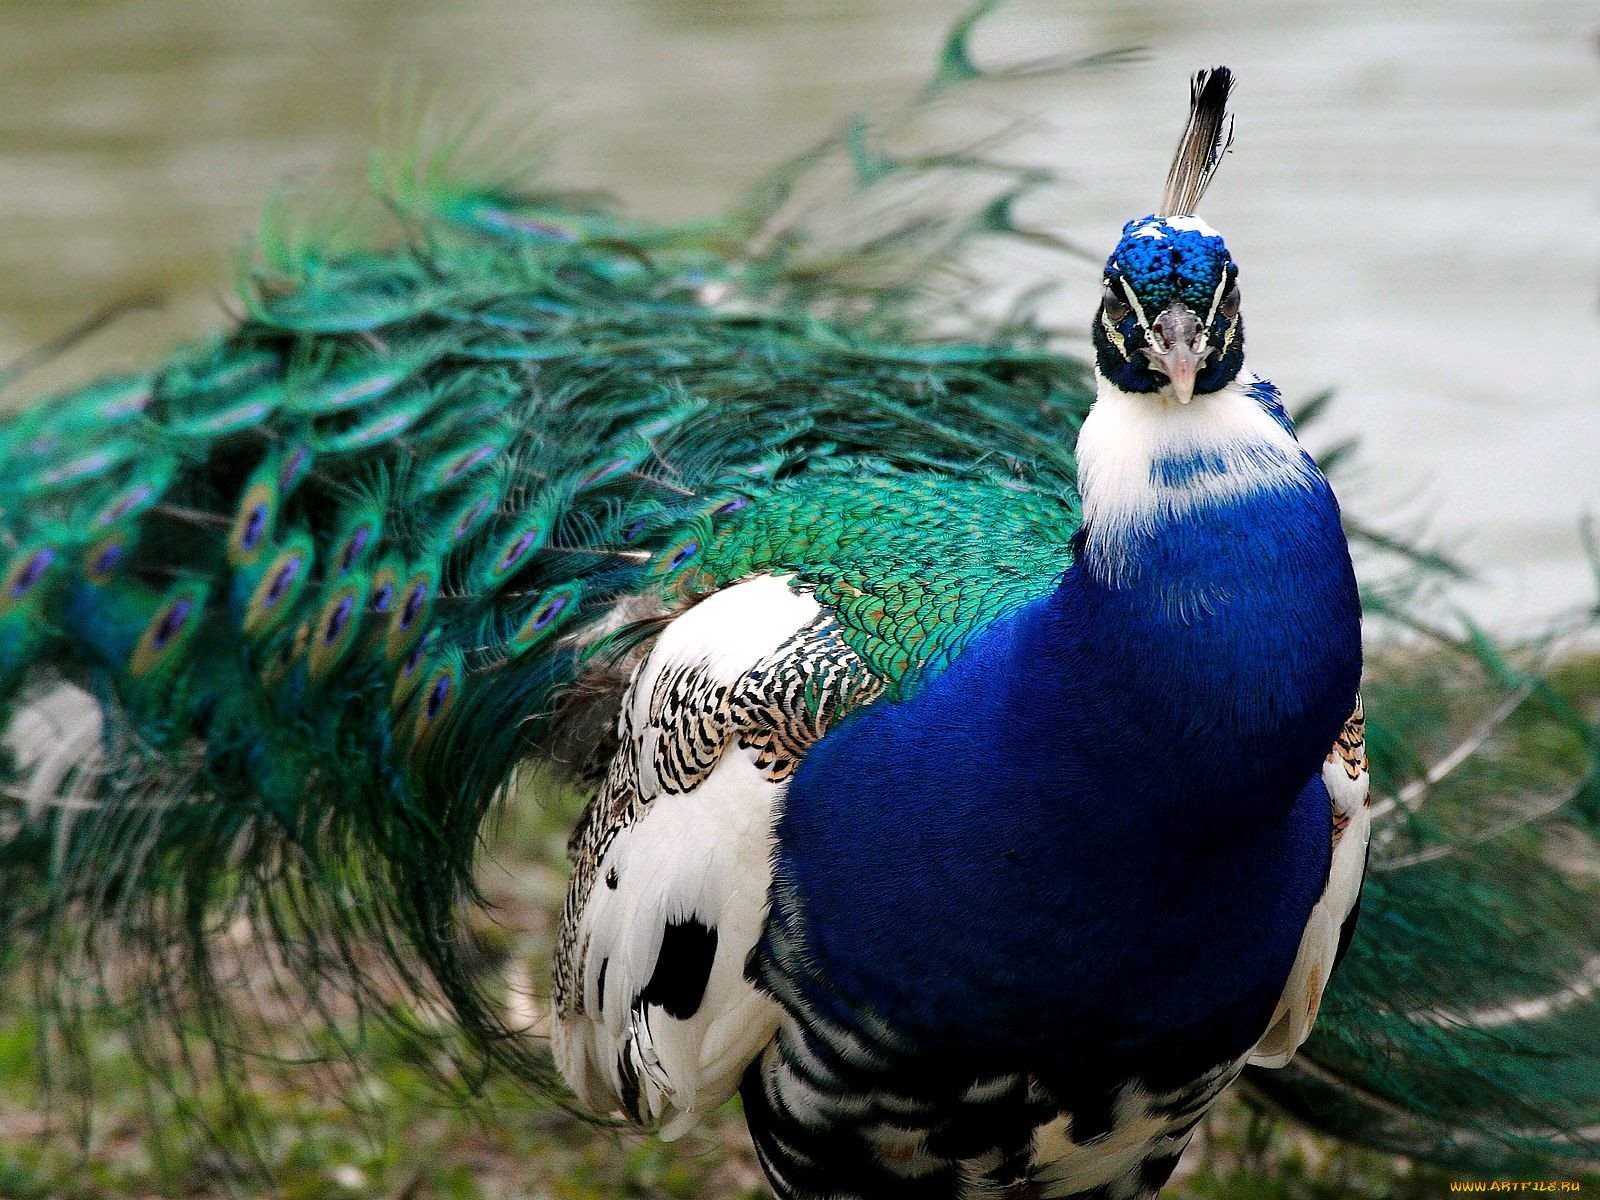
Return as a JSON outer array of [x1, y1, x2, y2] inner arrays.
[[1091, 215, 1243, 403]]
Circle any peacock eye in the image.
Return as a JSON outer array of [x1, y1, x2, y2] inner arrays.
[[1220, 280, 1241, 319], [1102, 281, 1131, 323]]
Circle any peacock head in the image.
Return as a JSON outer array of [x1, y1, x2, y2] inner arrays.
[[1091, 66, 1242, 405], [1093, 215, 1242, 403]]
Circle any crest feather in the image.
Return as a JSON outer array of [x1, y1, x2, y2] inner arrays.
[[1158, 66, 1235, 217]]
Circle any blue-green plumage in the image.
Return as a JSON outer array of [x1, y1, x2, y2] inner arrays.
[[308, 576, 371, 681], [327, 492, 385, 577], [226, 466, 280, 565]]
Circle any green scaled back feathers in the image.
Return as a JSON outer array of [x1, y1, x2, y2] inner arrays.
[[2, 15, 1600, 1180]]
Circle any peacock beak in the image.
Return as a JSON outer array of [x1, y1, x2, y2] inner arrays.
[[1144, 302, 1210, 404]]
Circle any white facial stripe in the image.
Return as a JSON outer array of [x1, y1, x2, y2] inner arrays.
[[1204, 271, 1231, 324], [1117, 277, 1154, 333], [1075, 372, 1321, 580]]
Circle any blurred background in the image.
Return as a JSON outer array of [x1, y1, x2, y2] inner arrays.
[[0, 3, 1596, 1196], [1, 0, 1596, 629]]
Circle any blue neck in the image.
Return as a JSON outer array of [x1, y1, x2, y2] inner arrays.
[[1056, 479, 1360, 808], [769, 425, 1361, 1086]]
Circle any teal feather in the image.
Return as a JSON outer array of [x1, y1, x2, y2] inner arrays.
[[432, 479, 503, 550], [390, 625, 439, 710], [55, 371, 156, 427], [648, 514, 715, 593], [2, 543, 63, 607], [159, 343, 280, 399], [87, 454, 179, 531], [0, 546, 63, 690], [25, 436, 144, 492], [238, 532, 316, 639], [366, 554, 405, 624], [306, 575, 371, 681], [275, 441, 316, 494], [328, 500, 384, 579], [474, 493, 560, 593], [402, 645, 465, 757], [421, 423, 517, 494], [383, 563, 440, 664], [82, 529, 134, 585], [310, 389, 436, 454], [256, 625, 299, 690], [226, 463, 281, 567], [285, 347, 438, 418], [505, 581, 583, 659], [128, 581, 213, 680]]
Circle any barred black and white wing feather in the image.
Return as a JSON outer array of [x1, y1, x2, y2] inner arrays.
[[552, 574, 883, 1136]]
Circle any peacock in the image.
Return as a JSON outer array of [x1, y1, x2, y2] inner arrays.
[[3, 25, 1600, 1198]]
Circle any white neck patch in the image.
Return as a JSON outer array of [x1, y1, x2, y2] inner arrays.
[[1075, 371, 1323, 580]]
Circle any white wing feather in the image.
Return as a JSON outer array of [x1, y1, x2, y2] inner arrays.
[[553, 575, 829, 1137], [1251, 699, 1370, 1068]]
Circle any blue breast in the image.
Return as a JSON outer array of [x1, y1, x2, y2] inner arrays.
[[767, 453, 1361, 1090]]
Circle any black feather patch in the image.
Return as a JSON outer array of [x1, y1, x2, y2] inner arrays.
[[1140, 1152, 1185, 1192], [640, 917, 719, 1020], [616, 1043, 644, 1123], [1067, 1089, 1119, 1145], [1159, 66, 1235, 217]]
